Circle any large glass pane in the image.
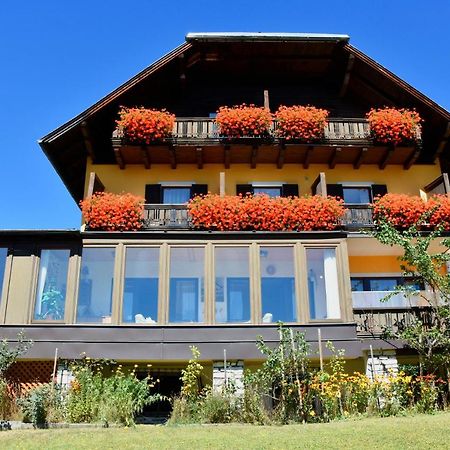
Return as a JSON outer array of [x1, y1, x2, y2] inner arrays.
[[307, 248, 340, 320], [169, 247, 204, 323], [163, 187, 191, 204], [343, 187, 371, 204], [260, 247, 296, 323], [77, 248, 115, 323], [215, 247, 250, 323], [123, 248, 159, 324], [369, 278, 397, 291], [34, 249, 70, 321], [0, 248, 7, 303], [253, 187, 281, 198]]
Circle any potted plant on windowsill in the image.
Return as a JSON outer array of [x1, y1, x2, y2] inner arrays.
[[215, 104, 273, 142], [274, 105, 329, 143], [366, 107, 422, 146], [115, 106, 175, 145]]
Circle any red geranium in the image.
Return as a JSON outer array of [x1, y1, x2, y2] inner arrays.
[[116, 107, 175, 144], [366, 107, 422, 145], [188, 194, 345, 231], [372, 193, 426, 228], [428, 195, 450, 230], [215, 104, 272, 137], [275, 105, 329, 141], [80, 192, 144, 231]]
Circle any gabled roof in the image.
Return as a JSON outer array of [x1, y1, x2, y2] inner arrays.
[[39, 32, 450, 204]]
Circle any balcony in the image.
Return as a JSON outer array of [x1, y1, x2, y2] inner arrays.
[[352, 290, 433, 336], [140, 204, 374, 231], [111, 117, 421, 170]]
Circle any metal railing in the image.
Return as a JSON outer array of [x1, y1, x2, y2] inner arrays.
[[353, 307, 434, 336]]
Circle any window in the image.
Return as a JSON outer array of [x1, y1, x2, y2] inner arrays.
[[34, 249, 70, 321], [123, 248, 159, 324], [215, 247, 250, 323], [260, 247, 296, 323], [351, 277, 424, 292], [307, 248, 340, 320], [342, 187, 371, 204], [0, 248, 7, 303], [253, 187, 282, 198], [162, 187, 191, 204], [169, 247, 204, 323], [76, 248, 115, 323]]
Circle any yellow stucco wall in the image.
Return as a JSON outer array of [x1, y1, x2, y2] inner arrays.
[[84, 160, 441, 199], [349, 256, 402, 274]]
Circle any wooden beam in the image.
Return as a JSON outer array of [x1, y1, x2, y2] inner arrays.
[[224, 144, 231, 169], [219, 172, 225, 197], [251, 145, 258, 169], [328, 147, 342, 169], [379, 144, 395, 170], [436, 122, 450, 157], [81, 121, 95, 160], [354, 147, 368, 169], [113, 147, 125, 169], [87, 172, 105, 197], [141, 146, 151, 169], [303, 145, 314, 169], [403, 143, 421, 170], [277, 143, 286, 169], [169, 145, 177, 169], [339, 54, 354, 98], [264, 90, 270, 110], [196, 147, 203, 169]]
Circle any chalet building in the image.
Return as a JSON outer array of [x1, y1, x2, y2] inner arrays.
[[1, 32, 450, 395]]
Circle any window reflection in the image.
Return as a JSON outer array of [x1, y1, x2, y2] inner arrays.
[[260, 247, 296, 323], [123, 248, 159, 324], [169, 247, 204, 323], [215, 247, 250, 323], [253, 187, 281, 198], [307, 248, 340, 320], [343, 187, 371, 204], [77, 248, 115, 323], [163, 187, 191, 204], [0, 248, 7, 303], [34, 249, 70, 321]]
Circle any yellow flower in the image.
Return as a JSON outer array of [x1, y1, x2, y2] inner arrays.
[[310, 410, 315, 416]]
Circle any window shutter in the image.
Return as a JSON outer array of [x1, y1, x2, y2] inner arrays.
[[326, 184, 344, 199], [236, 184, 254, 196], [145, 184, 162, 204], [281, 184, 299, 197], [371, 184, 388, 200], [190, 184, 208, 198]]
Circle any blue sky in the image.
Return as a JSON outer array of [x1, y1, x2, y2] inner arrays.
[[0, 1, 449, 229]]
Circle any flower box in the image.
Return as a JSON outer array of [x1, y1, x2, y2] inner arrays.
[[275, 105, 329, 141], [366, 107, 422, 145], [116, 107, 175, 145], [80, 192, 144, 231], [215, 104, 272, 138]]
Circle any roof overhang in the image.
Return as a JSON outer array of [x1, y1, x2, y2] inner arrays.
[[185, 32, 350, 43]]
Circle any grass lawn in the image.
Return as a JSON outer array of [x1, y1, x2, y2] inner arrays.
[[1, 412, 449, 450]]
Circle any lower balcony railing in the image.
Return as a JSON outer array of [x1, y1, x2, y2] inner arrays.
[[353, 307, 434, 336], [342, 205, 373, 228]]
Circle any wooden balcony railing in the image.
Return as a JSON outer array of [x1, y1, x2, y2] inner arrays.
[[341, 205, 374, 228], [141, 204, 375, 230], [143, 204, 191, 229], [353, 307, 434, 336], [171, 117, 373, 142]]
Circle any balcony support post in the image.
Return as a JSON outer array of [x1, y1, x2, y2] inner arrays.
[[141, 145, 151, 169], [224, 144, 231, 169], [403, 141, 421, 170], [251, 144, 258, 169], [379, 144, 395, 169], [328, 147, 342, 169], [169, 144, 177, 169]]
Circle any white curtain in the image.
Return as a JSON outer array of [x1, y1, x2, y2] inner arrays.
[[324, 249, 340, 319]]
